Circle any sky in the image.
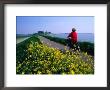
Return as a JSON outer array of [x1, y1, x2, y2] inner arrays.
[[16, 16, 94, 34]]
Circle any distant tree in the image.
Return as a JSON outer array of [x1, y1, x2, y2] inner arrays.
[[38, 31, 44, 34], [48, 32, 51, 34], [45, 31, 51, 35]]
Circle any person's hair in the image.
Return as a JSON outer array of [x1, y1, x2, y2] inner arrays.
[[72, 28, 76, 32]]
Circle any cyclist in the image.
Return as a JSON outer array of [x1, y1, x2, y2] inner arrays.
[[67, 28, 80, 51]]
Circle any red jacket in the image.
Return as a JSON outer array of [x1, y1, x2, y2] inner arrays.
[[68, 31, 77, 43]]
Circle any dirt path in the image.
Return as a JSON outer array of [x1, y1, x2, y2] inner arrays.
[[38, 36, 69, 50]]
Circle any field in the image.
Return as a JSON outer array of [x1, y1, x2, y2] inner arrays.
[[16, 34, 94, 75]]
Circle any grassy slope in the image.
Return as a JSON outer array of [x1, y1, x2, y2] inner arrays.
[[16, 35, 41, 63]]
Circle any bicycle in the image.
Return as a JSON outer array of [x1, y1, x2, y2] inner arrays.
[[66, 38, 80, 52]]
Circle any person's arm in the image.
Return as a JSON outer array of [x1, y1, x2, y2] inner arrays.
[[67, 33, 72, 39], [67, 33, 71, 38]]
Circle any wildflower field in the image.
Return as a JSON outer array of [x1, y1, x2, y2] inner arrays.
[[16, 35, 94, 74]]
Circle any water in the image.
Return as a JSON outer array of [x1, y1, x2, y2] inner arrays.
[[16, 37, 30, 44], [49, 33, 94, 43]]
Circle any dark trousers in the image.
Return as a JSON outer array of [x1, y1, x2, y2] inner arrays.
[[67, 39, 80, 51], [67, 39, 75, 48]]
